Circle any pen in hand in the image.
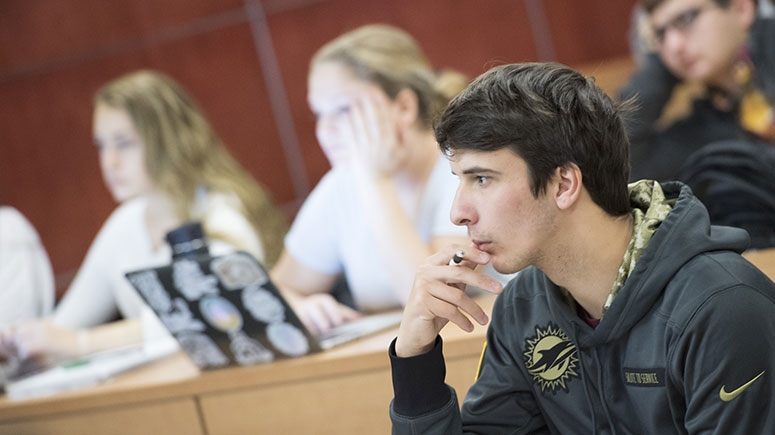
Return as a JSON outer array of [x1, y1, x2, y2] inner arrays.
[[448, 250, 465, 266]]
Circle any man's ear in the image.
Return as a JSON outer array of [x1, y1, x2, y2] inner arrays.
[[733, 0, 756, 28], [554, 163, 582, 210], [394, 88, 419, 128]]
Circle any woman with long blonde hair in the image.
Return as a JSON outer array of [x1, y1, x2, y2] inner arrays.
[[93, 70, 286, 265], [5, 70, 287, 360], [271, 24, 477, 333]]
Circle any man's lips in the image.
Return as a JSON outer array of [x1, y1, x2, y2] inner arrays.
[[472, 240, 493, 252], [678, 56, 697, 72]]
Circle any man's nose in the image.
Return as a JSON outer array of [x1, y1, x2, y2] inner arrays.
[[450, 190, 475, 227], [661, 28, 687, 55]]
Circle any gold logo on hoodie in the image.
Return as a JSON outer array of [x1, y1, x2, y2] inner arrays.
[[719, 371, 765, 402], [524, 323, 579, 393]]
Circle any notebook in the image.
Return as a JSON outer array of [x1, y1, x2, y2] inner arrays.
[[124, 251, 402, 370], [4, 338, 179, 401]]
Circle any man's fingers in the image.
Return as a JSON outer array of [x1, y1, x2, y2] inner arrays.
[[397, 244, 502, 356], [423, 285, 489, 328], [429, 246, 492, 269], [427, 299, 476, 332], [449, 266, 503, 294]]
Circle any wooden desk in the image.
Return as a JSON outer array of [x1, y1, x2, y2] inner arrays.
[[0, 296, 495, 434]]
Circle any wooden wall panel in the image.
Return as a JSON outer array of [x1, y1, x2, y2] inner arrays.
[[0, 0, 243, 76], [543, 0, 638, 65], [0, 5, 285, 292], [0, 67, 115, 278]]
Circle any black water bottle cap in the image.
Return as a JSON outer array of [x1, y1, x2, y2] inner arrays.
[[165, 221, 209, 259]]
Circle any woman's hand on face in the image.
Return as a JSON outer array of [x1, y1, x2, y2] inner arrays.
[[339, 90, 406, 179]]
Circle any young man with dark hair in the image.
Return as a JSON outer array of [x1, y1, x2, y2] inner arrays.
[[389, 62, 775, 434]]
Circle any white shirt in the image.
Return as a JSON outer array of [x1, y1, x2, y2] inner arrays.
[[0, 207, 54, 327], [284, 157, 468, 311], [54, 193, 264, 329]]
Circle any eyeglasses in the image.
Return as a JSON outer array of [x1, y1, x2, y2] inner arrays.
[[652, 3, 714, 45]]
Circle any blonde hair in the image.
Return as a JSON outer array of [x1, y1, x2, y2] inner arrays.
[[311, 24, 468, 129], [94, 70, 287, 267]]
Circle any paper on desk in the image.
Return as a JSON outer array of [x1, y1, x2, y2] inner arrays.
[[4, 337, 179, 401]]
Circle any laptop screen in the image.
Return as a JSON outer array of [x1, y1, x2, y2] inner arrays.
[[126, 251, 322, 370]]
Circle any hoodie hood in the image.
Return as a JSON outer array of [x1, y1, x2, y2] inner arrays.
[[586, 181, 750, 343]]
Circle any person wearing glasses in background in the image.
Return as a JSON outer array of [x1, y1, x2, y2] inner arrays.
[[620, 0, 775, 249], [622, 0, 774, 182]]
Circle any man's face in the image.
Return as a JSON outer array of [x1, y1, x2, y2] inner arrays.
[[650, 0, 753, 85], [449, 148, 559, 275]]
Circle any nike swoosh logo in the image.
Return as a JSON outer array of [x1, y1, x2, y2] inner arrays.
[[719, 371, 765, 402]]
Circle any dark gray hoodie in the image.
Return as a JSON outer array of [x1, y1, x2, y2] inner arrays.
[[390, 182, 775, 434]]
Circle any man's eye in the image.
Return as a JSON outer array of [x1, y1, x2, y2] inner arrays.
[[654, 27, 667, 45], [652, 6, 702, 45], [477, 176, 488, 184], [673, 8, 701, 31]]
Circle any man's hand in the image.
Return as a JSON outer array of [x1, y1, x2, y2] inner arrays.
[[394, 246, 503, 358]]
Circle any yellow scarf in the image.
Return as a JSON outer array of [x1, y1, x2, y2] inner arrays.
[[735, 58, 775, 141]]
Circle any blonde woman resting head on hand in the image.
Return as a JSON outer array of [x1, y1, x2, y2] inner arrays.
[[271, 24, 475, 334], [2, 70, 287, 363]]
